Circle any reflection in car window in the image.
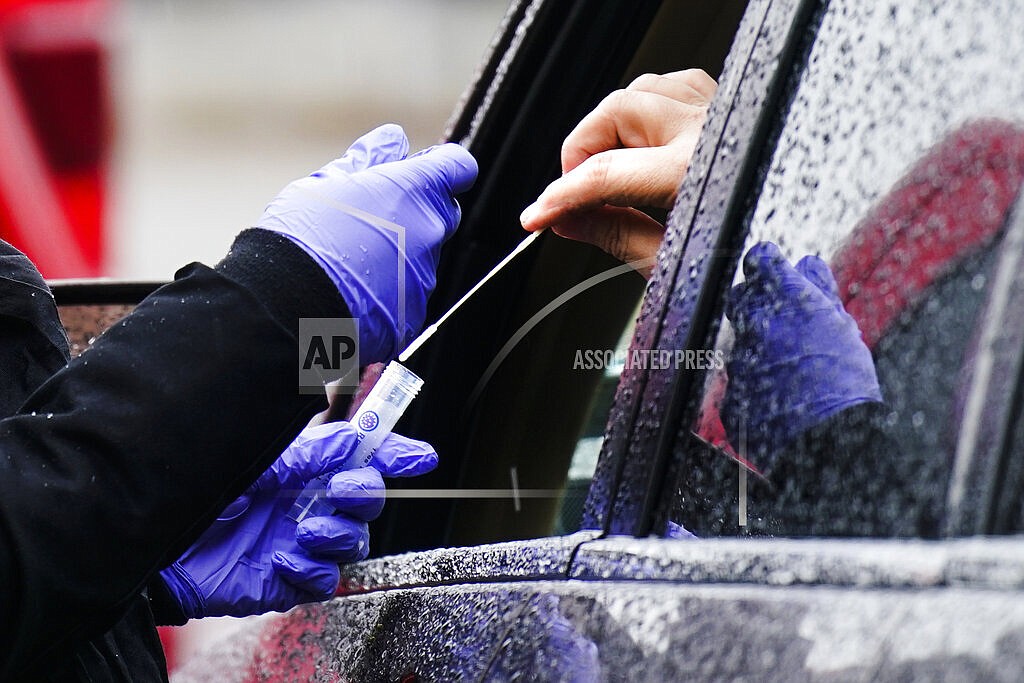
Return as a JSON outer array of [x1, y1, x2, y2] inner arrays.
[[673, 0, 1024, 538]]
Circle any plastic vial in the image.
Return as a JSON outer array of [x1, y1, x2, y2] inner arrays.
[[288, 361, 424, 523]]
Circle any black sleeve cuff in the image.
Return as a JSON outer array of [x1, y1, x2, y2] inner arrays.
[[214, 228, 351, 328], [768, 400, 939, 537], [0, 239, 70, 363], [145, 578, 188, 627], [790, 400, 891, 461]]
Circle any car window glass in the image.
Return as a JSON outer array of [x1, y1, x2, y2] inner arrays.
[[432, 1, 750, 549], [671, 0, 1024, 538], [555, 303, 641, 534]]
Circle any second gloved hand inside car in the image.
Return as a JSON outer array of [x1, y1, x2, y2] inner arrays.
[[722, 241, 883, 470]]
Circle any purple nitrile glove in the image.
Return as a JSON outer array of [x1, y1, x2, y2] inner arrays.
[[722, 241, 882, 469], [664, 520, 698, 540], [158, 421, 437, 619], [256, 124, 478, 363]]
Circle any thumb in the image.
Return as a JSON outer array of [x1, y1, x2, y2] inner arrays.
[[272, 551, 341, 601], [256, 421, 361, 493], [370, 433, 439, 478], [549, 205, 664, 277], [795, 254, 843, 308], [317, 124, 410, 176], [405, 142, 479, 195]]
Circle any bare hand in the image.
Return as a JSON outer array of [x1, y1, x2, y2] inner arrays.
[[520, 70, 716, 277]]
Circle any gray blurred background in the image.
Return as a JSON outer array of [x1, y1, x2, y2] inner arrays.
[[109, 0, 508, 279]]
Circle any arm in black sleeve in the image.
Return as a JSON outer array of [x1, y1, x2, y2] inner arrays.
[[675, 403, 937, 538], [765, 401, 940, 538], [0, 228, 348, 679]]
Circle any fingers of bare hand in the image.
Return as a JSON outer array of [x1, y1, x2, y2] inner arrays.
[[551, 206, 665, 277], [523, 147, 679, 231], [537, 133, 697, 224], [626, 69, 717, 105], [560, 90, 707, 173]]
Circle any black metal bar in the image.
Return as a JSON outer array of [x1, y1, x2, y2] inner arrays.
[[638, 0, 826, 537], [587, 0, 827, 536], [49, 280, 165, 306]]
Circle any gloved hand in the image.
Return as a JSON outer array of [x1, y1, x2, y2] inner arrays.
[[257, 124, 478, 362], [722, 241, 882, 468], [158, 421, 438, 619]]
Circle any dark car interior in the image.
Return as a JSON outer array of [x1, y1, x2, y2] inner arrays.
[[381, 0, 750, 551]]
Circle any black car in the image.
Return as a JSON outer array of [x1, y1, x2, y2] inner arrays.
[[60, 0, 1024, 679]]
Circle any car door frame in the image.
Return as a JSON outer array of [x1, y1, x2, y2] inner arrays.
[[582, 0, 822, 538]]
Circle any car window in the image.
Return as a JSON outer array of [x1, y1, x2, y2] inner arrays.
[[375, 0, 749, 553], [669, 0, 1024, 538], [555, 305, 640, 534], [535, 3, 750, 541]]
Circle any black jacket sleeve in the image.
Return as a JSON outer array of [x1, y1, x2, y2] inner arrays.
[[676, 402, 940, 538], [763, 402, 940, 537], [0, 229, 348, 679]]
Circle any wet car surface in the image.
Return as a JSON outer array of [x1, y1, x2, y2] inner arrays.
[[172, 536, 1024, 681]]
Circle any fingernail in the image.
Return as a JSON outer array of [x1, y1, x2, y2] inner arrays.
[[520, 202, 539, 227]]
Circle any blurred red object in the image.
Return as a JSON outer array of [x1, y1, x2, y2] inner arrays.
[[1, 2, 186, 667], [0, 0, 112, 277]]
